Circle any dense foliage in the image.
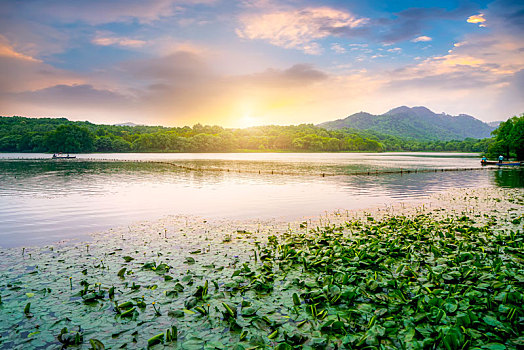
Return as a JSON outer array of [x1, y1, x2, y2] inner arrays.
[[487, 115, 524, 160], [0, 116, 493, 153]]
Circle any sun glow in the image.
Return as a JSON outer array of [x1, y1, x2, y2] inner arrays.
[[237, 114, 263, 128]]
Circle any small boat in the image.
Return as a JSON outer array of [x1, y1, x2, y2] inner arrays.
[[481, 160, 522, 166], [52, 154, 76, 159]]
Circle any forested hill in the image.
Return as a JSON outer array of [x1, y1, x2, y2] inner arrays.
[[318, 106, 495, 141], [0, 115, 493, 154]]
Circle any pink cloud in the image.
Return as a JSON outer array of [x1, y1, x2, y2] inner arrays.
[[0, 35, 41, 62], [10, 0, 217, 25], [411, 36, 432, 42], [236, 7, 368, 54], [92, 33, 147, 48]]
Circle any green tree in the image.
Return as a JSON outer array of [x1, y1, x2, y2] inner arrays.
[[0, 135, 22, 151], [0, 115, 509, 154], [46, 124, 95, 153], [509, 116, 524, 160], [489, 114, 524, 160], [491, 119, 513, 159], [111, 138, 132, 152], [95, 136, 113, 152]]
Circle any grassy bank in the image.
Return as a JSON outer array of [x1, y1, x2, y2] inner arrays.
[[0, 188, 522, 349]]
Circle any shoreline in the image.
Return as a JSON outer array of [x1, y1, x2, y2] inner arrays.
[[0, 186, 522, 349], [0, 150, 485, 155]]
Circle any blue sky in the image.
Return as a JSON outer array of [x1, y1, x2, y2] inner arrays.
[[0, 0, 522, 127]]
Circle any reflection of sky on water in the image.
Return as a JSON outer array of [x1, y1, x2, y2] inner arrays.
[[341, 170, 492, 199], [0, 153, 519, 248]]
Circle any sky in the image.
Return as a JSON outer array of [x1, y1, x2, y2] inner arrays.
[[0, 0, 523, 127]]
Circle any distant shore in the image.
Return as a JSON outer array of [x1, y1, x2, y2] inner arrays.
[[0, 150, 483, 154]]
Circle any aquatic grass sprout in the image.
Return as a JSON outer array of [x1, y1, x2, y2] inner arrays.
[[0, 188, 522, 348]]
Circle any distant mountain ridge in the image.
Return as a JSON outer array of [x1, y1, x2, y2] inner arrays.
[[114, 122, 141, 127], [487, 121, 502, 128], [318, 106, 495, 140]]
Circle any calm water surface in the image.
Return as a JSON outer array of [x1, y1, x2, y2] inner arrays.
[[0, 152, 521, 247]]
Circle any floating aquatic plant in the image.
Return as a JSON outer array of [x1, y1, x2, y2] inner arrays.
[[23, 302, 31, 316], [58, 326, 83, 346], [89, 338, 105, 349], [1, 189, 523, 348], [117, 267, 126, 278]]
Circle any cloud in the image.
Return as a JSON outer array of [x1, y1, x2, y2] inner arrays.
[[9, 84, 129, 106], [376, 6, 474, 44], [92, 32, 147, 48], [483, 0, 524, 35], [383, 0, 524, 90], [0, 35, 40, 62], [387, 47, 402, 53], [11, 0, 215, 25], [1, 84, 134, 122], [0, 16, 69, 58], [378, 3, 524, 122], [467, 13, 486, 26], [235, 3, 479, 49], [331, 43, 346, 54], [121, 53, 332, 125], [1, 1, 522, 125], [0, 0, 217, 62], [0, 36, 119, 104], [123, 54, 328, 89], [239, 0, 277, 9], [497, 69, 524, 117], [245, 64, 328, 86], [122, 51, 212, 82], [0, 53, 83, 94], [411, 36, 432, 42], [0, 48, 332, 125], [236, 6, 368, 54]]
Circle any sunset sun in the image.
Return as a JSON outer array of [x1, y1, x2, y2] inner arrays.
[[237, 114, 262, 128]]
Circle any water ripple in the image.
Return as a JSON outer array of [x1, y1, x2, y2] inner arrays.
[[0, 153, 519, 247]]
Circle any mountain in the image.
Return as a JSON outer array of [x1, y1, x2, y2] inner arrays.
[[114, 122, 140, 127], [318, 106, 496, 140], [488, 121, 502, 128]]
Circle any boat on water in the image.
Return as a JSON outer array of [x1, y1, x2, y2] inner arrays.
[[481, 160, 522, 166], [52, 153, 76, 159]]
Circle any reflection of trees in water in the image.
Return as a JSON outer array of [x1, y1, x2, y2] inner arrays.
[[0, 160, 180, 178], [0, 161, 188, 197], [493, 169, 524, 188], [2, 160, 184, 179]]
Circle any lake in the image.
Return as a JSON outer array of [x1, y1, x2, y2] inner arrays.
[[0, 152, 521, 247]]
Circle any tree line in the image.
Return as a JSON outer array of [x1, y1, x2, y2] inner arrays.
[[0, 115, 521, 157], [487, 115, 524, 160]]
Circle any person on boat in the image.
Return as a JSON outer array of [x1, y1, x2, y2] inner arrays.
[[481, 156, 487, 164], [498, 155, 504, 163]]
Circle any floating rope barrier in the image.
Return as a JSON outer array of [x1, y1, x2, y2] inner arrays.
[[82, 158, 497, 177], [3, 157, 509, 177]]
